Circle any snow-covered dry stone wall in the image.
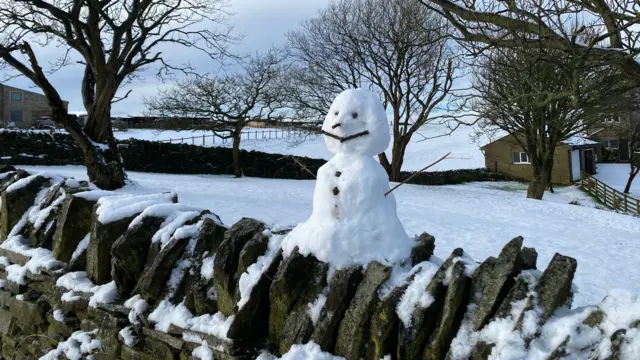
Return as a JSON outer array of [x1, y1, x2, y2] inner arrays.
[[0, 166, 639, 360]]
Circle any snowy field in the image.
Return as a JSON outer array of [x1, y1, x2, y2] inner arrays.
[[112, 124, 487, 171], [594, 163, 640, 198], [18, 165, 640, 308]]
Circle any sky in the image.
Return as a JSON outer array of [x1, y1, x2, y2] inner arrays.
[[0, 0, 329, 116]]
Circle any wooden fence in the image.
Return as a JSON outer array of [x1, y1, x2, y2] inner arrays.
[[159, 128, 297, 146], [581, 174, 640, 215]]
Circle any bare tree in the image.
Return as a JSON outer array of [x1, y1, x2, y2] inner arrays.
[[623, 114, 640, 194], [146, 49, 289, 177], [0, 0, 236, 189], [474, 48, 608, 199], [419, 0, 640, 107], [286, 0, 460, 181]]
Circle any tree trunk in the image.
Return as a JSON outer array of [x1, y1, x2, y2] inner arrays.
[[382, 137, 409, 182], [83, 91, 126, 190], [232, 125, 243, 178], [378, 153, 392, 176], [623, 167, 638, 194], [527, 175, 547, 200]]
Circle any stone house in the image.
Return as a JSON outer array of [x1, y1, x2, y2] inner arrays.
[[481, 134, 599, 185], [0, 84, 68, 128], [587, 113, 637, 162]]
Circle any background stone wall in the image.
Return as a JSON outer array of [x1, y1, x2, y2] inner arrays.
[[0, 130, 511, 185]]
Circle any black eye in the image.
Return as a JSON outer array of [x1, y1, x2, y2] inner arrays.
[[334, 111, 339, 116], [352, 112, 358, 119]]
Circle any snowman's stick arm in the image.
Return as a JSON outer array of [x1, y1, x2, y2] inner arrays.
[[384, 152, 452, 196]]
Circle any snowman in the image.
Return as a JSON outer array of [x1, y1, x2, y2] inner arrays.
[[281, 89, 413, 269]]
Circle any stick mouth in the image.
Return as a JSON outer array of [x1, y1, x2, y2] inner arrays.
[[321, 130, 370, 143]]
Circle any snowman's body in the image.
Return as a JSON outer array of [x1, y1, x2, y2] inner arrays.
[[281, 89, 413, 269]]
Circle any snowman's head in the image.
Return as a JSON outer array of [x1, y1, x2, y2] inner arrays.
[[322, 89, 390, 156]]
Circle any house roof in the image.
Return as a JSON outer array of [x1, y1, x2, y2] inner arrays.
[[561, 136, 598, 146], [481, 133, 597, 149]]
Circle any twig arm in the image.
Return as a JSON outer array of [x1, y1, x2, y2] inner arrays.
[[385, 152, 451, 196]]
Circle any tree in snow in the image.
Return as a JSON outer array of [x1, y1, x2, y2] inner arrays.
[[419, 0, 640, 108], [623, 113, 640, 194], [472, 48, 612, 199], [286, 0, 461, 182], [145, 49, 290, 178], [0, 0, 236, 190]]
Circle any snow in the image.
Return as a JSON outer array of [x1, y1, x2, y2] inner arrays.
[[95, 192, 176, 224], [237, 235, 284, 309], [396, 261, 441, 327], [129, 203, 207, 229], [71, 233, 90, 262], [18, 165, 640, 308], [152, 210, 201, 246], [73, 190, 115, 201], [124, 295, 149, 325], [256, 342, 345, 360], [594, 163, 640, 198], [201, 255, 215, 280], [119, 326, 136, 347], [1, 235, 65, 284], [56, 272, 119, 307], [6, 172, 45, 193], [307, 292, 327, 325], [0, 256, 10, 267], [192, 341, 215, 360], [27, 181, 65, 229], [167, 259, 192, 297], [88, 281, 118, 307], [40, 330, 102, 360], [53, 309, 65, 322], [56, 271, 95, 293], [148, 300, 234, 341]]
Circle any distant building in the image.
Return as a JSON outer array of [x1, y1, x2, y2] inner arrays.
[[587, 113, 637, 163], [0, 84, 68, 128], [481, 134, 599, 185]]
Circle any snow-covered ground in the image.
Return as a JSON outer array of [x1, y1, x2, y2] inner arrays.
[[18, 165, 640, 308], [112, 124, 487, 172], [594, 163, 640, 198]]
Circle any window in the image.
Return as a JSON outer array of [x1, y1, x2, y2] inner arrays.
[[10, 110, 22, 122], [512, 151, 530, 164], [10, 92, 22, 101], [600, 139, 619, 149]]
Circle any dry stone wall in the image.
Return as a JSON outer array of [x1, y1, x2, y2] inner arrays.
[[0, 167, 638, 360], [0, 130, 510, 185]]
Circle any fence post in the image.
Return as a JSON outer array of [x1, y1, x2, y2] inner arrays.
[[169, 138, 172, 144], [624, 194, 628, 212], [603, 183, 607, 205], [203, 134, 205, 146], [637, 199, 640, 215], [192, 137, 195, 145]]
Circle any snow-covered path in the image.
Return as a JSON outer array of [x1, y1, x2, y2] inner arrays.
[[19, 165, 640, 308]]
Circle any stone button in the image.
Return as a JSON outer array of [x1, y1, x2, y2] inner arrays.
[[333, 187, 340, 195], [335, 171, 342, 177]]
